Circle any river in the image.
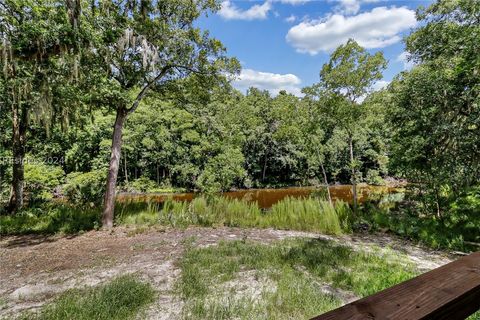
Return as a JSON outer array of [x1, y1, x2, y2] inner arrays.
[[117, 185, 402, 209]]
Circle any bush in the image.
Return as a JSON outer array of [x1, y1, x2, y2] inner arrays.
[[129, 176, 159, 193], [365, 169, 385, 186], [125, 176, 182, 193], [64, 170, 107, 205], [362, 186, 480, 251], [196, 149, 246, 192], [24, 162, 65, 203]]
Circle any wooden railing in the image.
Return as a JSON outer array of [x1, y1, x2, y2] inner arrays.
[[312, 252, 480, 320]]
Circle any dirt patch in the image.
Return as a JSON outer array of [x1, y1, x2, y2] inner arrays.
[[0, 227, 453, 318]]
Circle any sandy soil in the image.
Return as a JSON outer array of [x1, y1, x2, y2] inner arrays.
[[0, 227, 453, 319]]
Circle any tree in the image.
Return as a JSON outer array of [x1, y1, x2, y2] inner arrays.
[[310, 39, 387, 212], [388, 0, 480, 216], [300, 95, 332, 204], [0, 0, 84, 212], [88, 0, 239, 227]]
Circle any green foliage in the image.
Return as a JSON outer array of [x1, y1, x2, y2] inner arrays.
[[363, 186, 480, 251], [63, 170, 107, 205], [264, 197, 351, 234], [178, 238, 416, 319], [157, 197, 261, 229], [365, 169, 385, 186], [388, 0, 480, 207], [0, 204, 100, 235], [128, 177, 158, 193], [0, 0, 478, 265], [196, 148, 246, 192], [24, 161, 65, 202], [118, 196, 351, 234], [304, 39, 389, 200], [21, 275, 155, 320]]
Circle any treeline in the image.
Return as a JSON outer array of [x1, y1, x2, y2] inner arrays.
[[0, 85, 388, 192], [1, 0, 479, 228]]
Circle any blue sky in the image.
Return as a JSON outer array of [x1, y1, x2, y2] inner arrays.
[[197, 0, 432, 95]]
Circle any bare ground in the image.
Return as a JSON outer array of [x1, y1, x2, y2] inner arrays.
[[0, 227, 453, 319]]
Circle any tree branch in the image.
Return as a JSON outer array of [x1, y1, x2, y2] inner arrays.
[[126, 64, 172, 114]]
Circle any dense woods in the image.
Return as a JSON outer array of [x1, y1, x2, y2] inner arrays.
[[0, 0, 479, 249]]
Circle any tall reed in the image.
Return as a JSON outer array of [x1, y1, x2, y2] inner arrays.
[[117, 195, 351, 234], [263, 197, 349, 234]]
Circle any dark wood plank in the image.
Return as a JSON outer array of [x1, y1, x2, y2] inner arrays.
[[312, 252, 480, 320]]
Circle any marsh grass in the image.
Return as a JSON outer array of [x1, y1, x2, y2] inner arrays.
[[177, 238, 417, 319], [2, 195, 351, 235], [0, 204, 100, 235], [20, 275, 155, 320], [116, 196, 351, 235], [262, 197, 351, 234]]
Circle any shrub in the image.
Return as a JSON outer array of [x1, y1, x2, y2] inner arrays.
[[24, 162, 65, 203], [196, 149, 246, 192], [126, 176, 160, 193], [365, 169, 385, 186], [64, 170, 107, 205]]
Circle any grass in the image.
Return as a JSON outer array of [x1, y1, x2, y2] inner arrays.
[[117, 196, 352, 235], [177, 238, 418, 319], [360, 201, 480, 252], [19, 275, 155, 320], [262, 197, 351, 234], [0, 204, 101, 235]]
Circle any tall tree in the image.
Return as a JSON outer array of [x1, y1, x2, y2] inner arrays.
[[388, 0, 480, 215], [309, 39, 386, 212], [0, 0, 84, 212], [88, 0, 239, 227], [300, 94, 332, 204]]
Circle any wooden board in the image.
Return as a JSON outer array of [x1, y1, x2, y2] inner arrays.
[[312, 252, 480, 320]]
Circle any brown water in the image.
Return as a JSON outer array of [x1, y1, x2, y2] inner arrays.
[[116, 185, 401, 209]]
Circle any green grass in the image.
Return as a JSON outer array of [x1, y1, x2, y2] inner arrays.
[[19, 275, 155, 320], [0, 204, 101, 235], [117, 196, 352, 235], [177, 238, 418, 319], [1, 193, 351, 236], [261, 197, 351, 234], [361, 202, 479, 252]]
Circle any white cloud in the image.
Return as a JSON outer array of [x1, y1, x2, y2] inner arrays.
[[285, 14, 297, 23], [218, 1, 272, 20], [276, 0, 310, 4], [396, 51, 415, 70], [234, 69, 302, 96], [286, 6, 417, 54], [333, 0, 381, 15], [356, 79, 389, 103], [372, 80, 390, 91]]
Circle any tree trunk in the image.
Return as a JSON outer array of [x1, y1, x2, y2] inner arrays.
[[349, 136, 358, 214], [320, 163, 333, 206], [102, 108, 127, 228], [8, 104, 27, 213], [123, 150, 128, 185], [262, 155, 268, 182]]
